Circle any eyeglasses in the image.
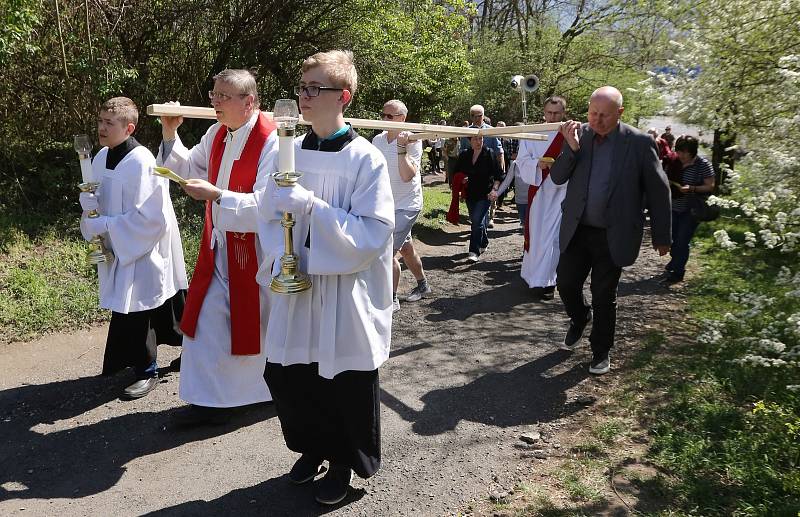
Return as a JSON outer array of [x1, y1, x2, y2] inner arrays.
[[380, 113, 404, 120], [293, 85, 344, 97], [208, 90, 249, 101]]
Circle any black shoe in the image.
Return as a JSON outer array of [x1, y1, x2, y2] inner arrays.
[[121, 377, 159, 399], [168, 355, 182, 372], [314, 463, 352, 505], [564, 310, 592, 348], [172, 405, 233, 427], [661, 272, 684, 285], [288, 454, 324, 484], [530, 287, 545, 300], [541, 286, 555, 300]]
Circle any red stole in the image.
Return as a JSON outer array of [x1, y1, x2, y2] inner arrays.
[[180, 112, 276, 355], [524, 132, 564, 252]]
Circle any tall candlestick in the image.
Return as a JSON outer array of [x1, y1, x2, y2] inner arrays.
[[269, 99, 311, 295], [74, 134, 114, 265]]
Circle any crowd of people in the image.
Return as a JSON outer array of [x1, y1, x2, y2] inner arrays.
[[77, 48, 714, 506]]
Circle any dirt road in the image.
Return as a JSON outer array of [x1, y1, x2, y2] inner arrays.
[[0, 191, 675, 516]]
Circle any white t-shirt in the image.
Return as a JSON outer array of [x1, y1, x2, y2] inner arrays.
[[372, 131, 423, 211]]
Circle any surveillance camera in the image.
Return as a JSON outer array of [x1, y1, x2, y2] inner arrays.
[[511, 75, 525, 90]]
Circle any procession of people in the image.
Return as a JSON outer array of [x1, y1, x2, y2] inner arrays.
[[72, 48, 706, 506]]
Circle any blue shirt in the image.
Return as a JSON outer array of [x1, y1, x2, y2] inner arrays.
[[460, 123, 503, 156]]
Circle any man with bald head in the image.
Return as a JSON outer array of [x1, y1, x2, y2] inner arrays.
[[550, 86, 671, 375]]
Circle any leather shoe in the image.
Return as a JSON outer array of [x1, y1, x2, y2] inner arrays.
[[121, 377, 159, 399], [314, 463, 352, 505], [172, 405, 233, 427], [288, 454, 324, 484], [564, 310, 592, 348]]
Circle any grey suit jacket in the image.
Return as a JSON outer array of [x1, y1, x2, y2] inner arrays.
[[550, 122, 671, 267]]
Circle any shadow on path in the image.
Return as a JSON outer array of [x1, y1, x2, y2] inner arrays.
[[0, 374, 275, 501], [381, 350, 587, 436], [143, 475, 367, 517]]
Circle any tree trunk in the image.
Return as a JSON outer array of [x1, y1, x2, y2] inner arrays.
[[711, 128, 736, 191]]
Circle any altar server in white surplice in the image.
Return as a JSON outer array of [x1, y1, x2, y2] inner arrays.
[[255, 50, 394, 506], [79, 97, 187, 401], [157, 69, 278, 426], [515, 96, 568, 301]]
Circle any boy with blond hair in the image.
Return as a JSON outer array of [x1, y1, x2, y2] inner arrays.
[[79, 97, 187, 400], [256, 50, 394, 505]]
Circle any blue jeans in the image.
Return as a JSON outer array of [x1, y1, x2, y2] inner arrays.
[[668, 210, 700, 278], [516, 203, 528, 228], [466, 199, 491, 254]]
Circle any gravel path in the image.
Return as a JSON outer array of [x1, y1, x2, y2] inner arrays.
[[0, 187, 676, 516]]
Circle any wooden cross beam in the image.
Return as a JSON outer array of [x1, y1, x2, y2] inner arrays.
[[146, 104, 558, 141]]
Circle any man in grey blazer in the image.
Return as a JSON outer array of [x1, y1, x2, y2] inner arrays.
[[550, 86, 671, 375]]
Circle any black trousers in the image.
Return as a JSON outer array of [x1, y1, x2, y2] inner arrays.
[[102, 290, 185, 377], [264, 362, 381, 479], [556, 225, 622, 357]]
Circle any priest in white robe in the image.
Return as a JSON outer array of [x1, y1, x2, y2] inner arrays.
[[255, 50, 394, 506], [79, 97, 187, 400], [157, 69, 278, 425], [515, 96, 568, 300]]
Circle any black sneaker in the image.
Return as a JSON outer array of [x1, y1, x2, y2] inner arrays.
[[563, 310, 592, 348], [314, 463, 352, 505], [661, 272, 684, 285], [589, 353, 611, 375], [288, 454, 324, 484]]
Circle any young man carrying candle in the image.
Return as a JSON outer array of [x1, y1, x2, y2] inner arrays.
[[256, 50, 394, 505], [79, 97, 187, 400]]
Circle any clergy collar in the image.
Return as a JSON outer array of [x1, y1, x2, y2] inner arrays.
[[302, 123, 357, 152], [105, 136, 141, 170]]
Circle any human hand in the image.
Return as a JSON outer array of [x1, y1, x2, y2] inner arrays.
[[272, 182, 314, 215], [679, 185, 691, 194], [654, 244, 670, 256], [560, 120, 581, 151], [160, 101, 184, 140], [84, 215, 109, 237], [182, 179, 222, 201], [488, 190, 498, 201], [396, 131, 412, 147], [79, 192, 99, 212]]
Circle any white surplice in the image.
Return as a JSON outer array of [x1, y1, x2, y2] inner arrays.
[[157, 111, 278, 407], [81, 146, 187, 314], [515, 132, 568, 288], [255, 136, 395, 380]]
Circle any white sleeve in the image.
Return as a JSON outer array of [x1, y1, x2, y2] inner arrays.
[[307, 153, 394, 275], [408, 139, 423, 169], [215, 132, 279, 233], [515, 140, 546, 186], [157, 125, 218, 181], [496, 161, 517, 195], [105, 154, 169, 266]]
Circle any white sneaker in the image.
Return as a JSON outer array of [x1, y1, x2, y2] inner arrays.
[[589, 355, 610, 375], [467, 252, 479, 263], [487, 219, 495, 228], [392, 297, 400, 312], [405, 284, 432, 302]]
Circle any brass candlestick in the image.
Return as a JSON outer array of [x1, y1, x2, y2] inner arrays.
[[74, 135, 114, 265], [269, 99, 312, 294]]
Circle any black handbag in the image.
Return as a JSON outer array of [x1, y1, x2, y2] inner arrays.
[[688, 193, 720, 222]]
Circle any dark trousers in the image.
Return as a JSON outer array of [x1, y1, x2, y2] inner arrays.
[[556, 225, 622, 357], [466, 198, 491, 254], [102, 291, 185, 378], [667, 210, 700, 278], [264, 362, 381, 479]]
